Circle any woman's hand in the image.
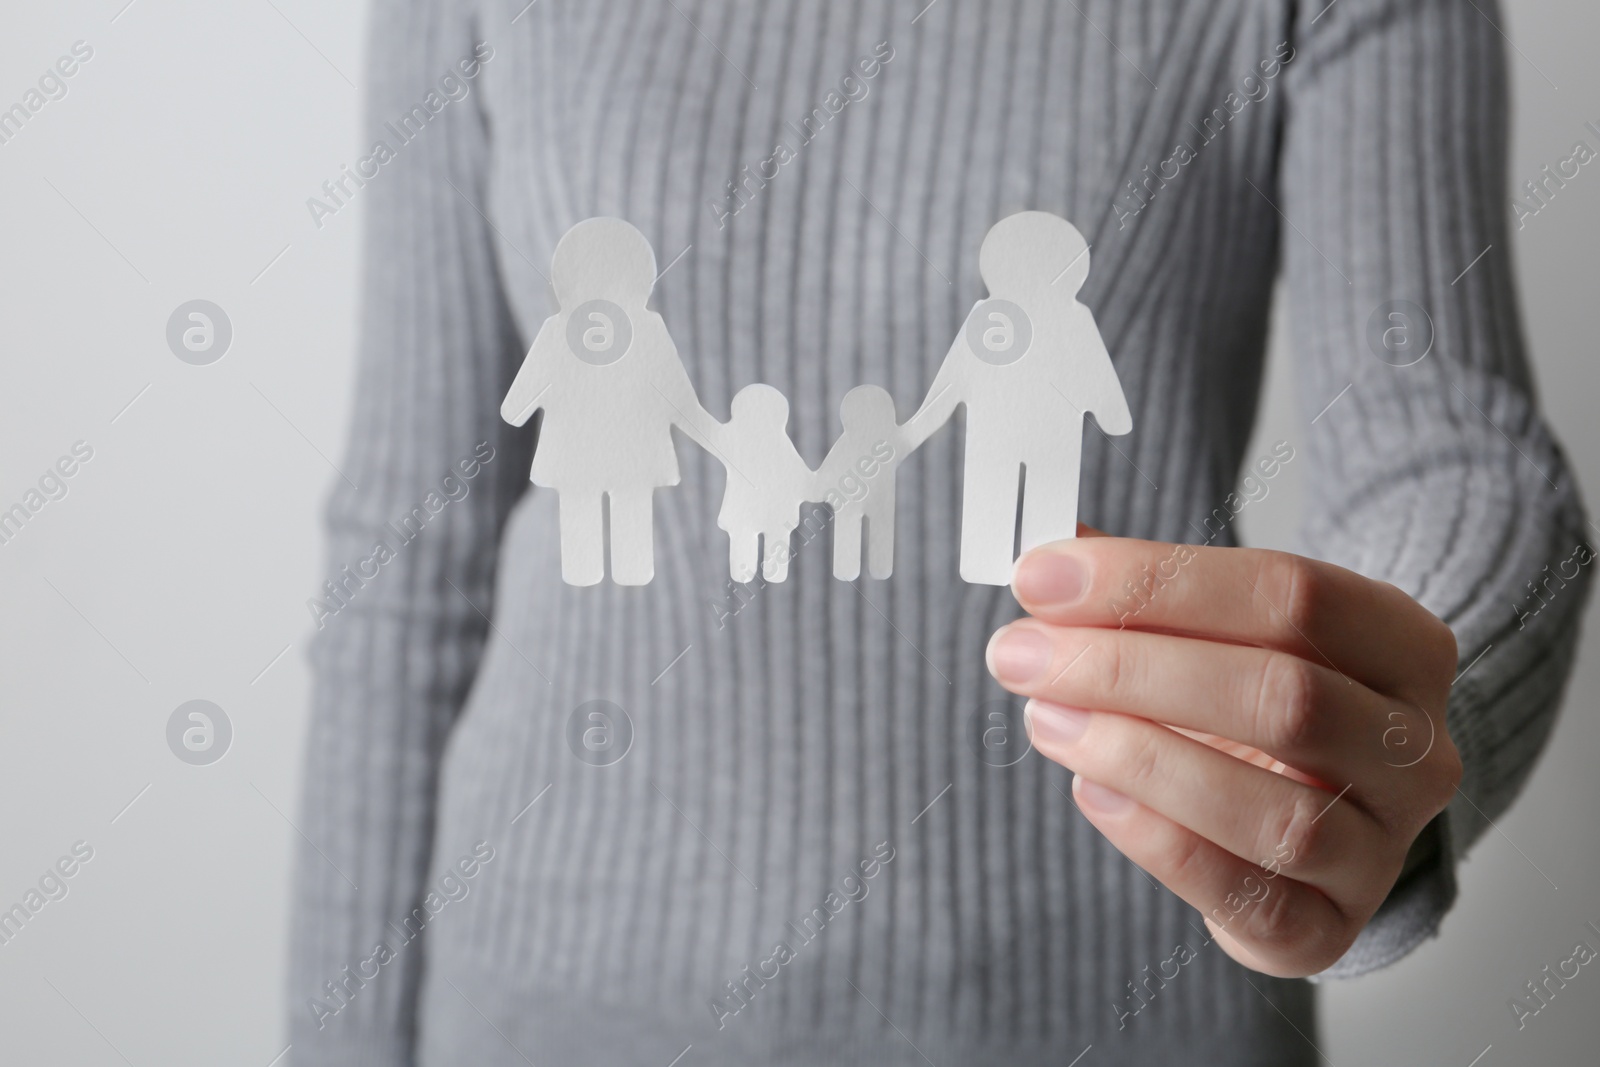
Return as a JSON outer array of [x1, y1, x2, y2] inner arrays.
[[986, 529, 1463, 978]]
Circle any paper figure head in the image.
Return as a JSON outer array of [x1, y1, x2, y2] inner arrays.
[[979, 211, 1090, 298], [839, 384, 897, 432], [551, 217, 658, 308], [730, 382, 790, 424]]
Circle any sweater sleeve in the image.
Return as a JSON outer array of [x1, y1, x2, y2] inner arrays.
[[286, 1, 532, 1061], [1277, 0, 1591, 979]]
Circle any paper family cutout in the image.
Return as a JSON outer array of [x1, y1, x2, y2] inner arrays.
[[501, 212, 1131, 587]]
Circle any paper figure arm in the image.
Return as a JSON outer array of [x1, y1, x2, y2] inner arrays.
[[500, 316, 560, 427], [900, 339, 966, 452], [651, 335, 725, 455], [1077, 305, 1132, 436], [811, 434, 852, 501]]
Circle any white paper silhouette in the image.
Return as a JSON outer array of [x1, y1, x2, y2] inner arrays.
[[903, 212, 1132, 585], [815, 385, 910, 580], [500, 217, 721, 586], [502, 211, 1130, 588], [715, 384, 814, 583]]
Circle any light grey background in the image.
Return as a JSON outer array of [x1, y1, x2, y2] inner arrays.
[[0, 2, 1594, 1063]]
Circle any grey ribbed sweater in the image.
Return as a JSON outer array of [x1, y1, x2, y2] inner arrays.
[[288, 1, 1590, 1064]]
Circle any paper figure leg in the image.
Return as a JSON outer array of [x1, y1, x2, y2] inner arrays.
[[559, 491, 605, 586], [729, 531, 760, 584], [608, 490, 655, 586], [832, 512, 863, 581], [1018, 460, 1081, 556], [864, 487, 895, 580], [959, 453, 1022, 586], [762, 527, 794, 583]]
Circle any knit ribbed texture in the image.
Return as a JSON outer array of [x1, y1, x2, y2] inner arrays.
[[287, 1, 1590, 1064]]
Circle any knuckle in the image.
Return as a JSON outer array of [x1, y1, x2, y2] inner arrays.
[[1389, 700, 1463, 812], [1081, 637, 1132, 702], [1255, 653, 1321, 753], [1271, 553, 1324, 641], [1160, 825, 1210, 886], [1401, 599, 1459, 682], [1104, 721, 1164, 793], [1382, 585, 1457, 692], [1267, 792, 1327, 872], [1235, 874, 1309, 949], [1312, 933, 1360, 975], [1296, 915, 1359, 976], [1428, 734, 1465, 806]]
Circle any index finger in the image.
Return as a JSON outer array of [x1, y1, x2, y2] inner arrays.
[[1011, 535, 1455, 700]]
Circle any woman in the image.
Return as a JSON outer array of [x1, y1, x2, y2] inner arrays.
[[289, 2, 1589, 1064], [499, 216, 716, 586]]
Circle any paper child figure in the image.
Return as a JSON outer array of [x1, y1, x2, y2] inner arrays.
[[815, 385, 910, 580], [716, 384, 814, 584], [903, 211, 1132, 585], [501, 217, 721, 586]]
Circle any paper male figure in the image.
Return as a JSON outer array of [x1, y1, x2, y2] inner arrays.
[[500, 217, 720, 586], [715, 384, 814, 584], [903, 211, 1132, 585], [815, 385, 909, 580]]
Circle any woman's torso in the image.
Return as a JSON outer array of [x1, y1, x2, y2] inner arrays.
[[420, 2, 1312, 1063]]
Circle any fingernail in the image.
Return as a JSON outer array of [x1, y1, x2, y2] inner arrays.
[[1074, 776, 1133, 814], [987, 627, 1053, 685], [1013, 548, 1089, 607], [1026, 699, 1091, 746]]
